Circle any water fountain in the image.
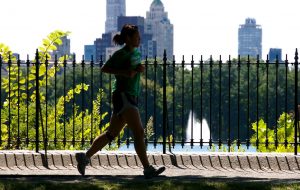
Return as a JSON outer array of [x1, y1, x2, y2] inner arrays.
[[186, 111, 210, 144]]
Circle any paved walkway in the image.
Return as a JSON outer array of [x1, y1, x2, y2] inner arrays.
[[0, 150, 300, 180]]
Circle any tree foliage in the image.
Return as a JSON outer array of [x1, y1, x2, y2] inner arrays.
[[0, 30, 117, 150], [251, 113, 296, 152]]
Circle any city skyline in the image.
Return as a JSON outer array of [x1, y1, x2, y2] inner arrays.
[[0, 0, 299, 60]]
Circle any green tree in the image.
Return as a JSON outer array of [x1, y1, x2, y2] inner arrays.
[[0, 30, 120, 150]]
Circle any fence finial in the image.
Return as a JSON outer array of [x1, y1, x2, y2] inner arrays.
[[35, 49, 39, 61], [295, 48, 298, 62], [163, 49, 167, 62]]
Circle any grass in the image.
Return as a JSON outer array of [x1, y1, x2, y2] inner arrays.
[[0, 177, 300, 190]]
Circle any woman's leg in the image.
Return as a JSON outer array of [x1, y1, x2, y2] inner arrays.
[[122, 107, 150, 168], [86, 113, 126, 158]]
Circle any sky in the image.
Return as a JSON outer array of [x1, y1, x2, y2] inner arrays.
[[0, 0, 299, 61]]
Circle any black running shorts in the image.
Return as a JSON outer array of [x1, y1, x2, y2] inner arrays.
[[112, 91, 138, 116]]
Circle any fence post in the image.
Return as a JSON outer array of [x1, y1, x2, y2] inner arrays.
[[295, 49, 299, 155], [35, 50, 40, 152], [163, 50, 167, 154]]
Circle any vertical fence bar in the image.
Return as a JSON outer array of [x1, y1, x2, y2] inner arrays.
[[200, 55, 203, 148], [246, 55, 250, 148], [163, 50, 167, 154], [99, 56, 103, 134], [153, 56, 157, 147], [26, 55, 30, 146], [275, 55, 279, 149], [8, 55, 11, 148], [40, 56, 46, 154], [17, 56, 21, 149], [91, 56, 94, 145], [228, 56, 231, 148], [275, 55, 279, 148], [108, 59, 112, 147], [218, 56, 222, 148], [209, 56, 213, 148], [295, 49, 298, 155], [181, 56, 185, 147], [256, 55, 259, 148], [45, 56, 49, 148], [81, 56, 85, 146], [266, 56, 269, 148], [63, 57, 67, 147], [54, 55, 58, 146], [35, 50, 40, 152], [72, 54, 76, 146], [237, 55, 241, 148], [172, 55, 176, 148], [191, 55, 194, 148], [284, 55, 288, 148]]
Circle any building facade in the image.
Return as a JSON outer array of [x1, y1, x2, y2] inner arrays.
[[268, 48, 282, 62], [84, 45, 96, 61], [145, 0, 173, 60], [238, 18, 262, 58], [105, 0, 126, 33], [94, 33, 116, 62]]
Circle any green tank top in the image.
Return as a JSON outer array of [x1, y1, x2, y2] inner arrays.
[[104, 47, 141, 97]]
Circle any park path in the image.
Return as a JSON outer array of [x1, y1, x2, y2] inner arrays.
[[0, 150, 300, 180]]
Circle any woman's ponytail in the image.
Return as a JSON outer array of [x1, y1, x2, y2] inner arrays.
[[113, 24, 138, 45], [113, 34, 124, 45]]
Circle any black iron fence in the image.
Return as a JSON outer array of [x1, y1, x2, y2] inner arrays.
[[0, 49, 299, 154]]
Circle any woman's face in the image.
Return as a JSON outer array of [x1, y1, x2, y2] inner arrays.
[[127, 31, 140, 48]]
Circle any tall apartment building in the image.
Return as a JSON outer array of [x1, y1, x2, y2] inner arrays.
[[145, 0, 173, 60], [84, 45, 96, 61], [268, 48, 282, 62], [238, 18, 262, 58], [105, 0, 126, 33]]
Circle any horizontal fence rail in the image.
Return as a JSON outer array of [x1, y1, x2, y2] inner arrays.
[[0, 49, 299, 154]]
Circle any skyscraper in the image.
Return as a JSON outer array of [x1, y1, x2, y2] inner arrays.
[[145, 0, 173, 59], [238, 18, 262, 58], [105, 0, 126, 33]]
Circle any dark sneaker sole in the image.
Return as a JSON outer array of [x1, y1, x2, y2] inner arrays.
[[145, 166, 166, 179]]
